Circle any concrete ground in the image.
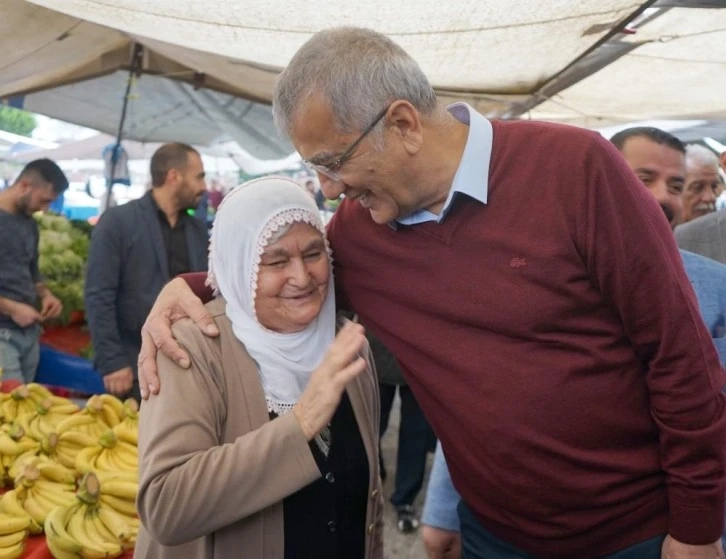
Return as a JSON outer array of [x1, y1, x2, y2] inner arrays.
[[379, 394, 434, 559]]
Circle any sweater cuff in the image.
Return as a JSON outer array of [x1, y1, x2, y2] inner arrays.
[[97, 357, 131, 376], [668, 494, 725, 544]]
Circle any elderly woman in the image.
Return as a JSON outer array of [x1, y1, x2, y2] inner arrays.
[[134, 178, 383, 559]]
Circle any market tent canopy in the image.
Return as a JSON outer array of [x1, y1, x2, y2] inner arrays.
[[2, 0, 726, 136], [528, 3, 726, 127]]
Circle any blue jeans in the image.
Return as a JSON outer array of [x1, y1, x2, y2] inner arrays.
[[458, 500, 666, 559], [0, 325, 40, 383]]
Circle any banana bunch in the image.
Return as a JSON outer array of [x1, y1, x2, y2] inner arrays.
[[97, 471, 138, 526], [0, 425, 38, 487], [55, 395, 122, 443], [12, 460, 77, 527], [16, 396, 80, 442], [0, 489, 42, 534], [1, 385, 39, 423], [45, 473, 135, 559], [53, 429, 97, 471], [112, 399, 138, 446], [0, 513, 31, 559], [75, 430, 137, 475]]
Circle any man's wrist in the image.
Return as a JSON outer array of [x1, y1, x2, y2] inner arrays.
[[36, 283, 51, 299], [0, 296, 18, 315]]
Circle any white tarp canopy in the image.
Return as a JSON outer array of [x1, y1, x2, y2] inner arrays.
[[2, 0, 726, 141]]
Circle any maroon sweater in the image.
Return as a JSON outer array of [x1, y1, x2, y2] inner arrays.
[[186, 120, 726, 558]]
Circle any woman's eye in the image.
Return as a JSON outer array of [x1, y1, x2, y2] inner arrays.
[[304, 251, 322, 260]]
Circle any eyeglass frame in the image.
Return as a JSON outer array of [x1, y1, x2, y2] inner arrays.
[[304, 104, 390, 181]]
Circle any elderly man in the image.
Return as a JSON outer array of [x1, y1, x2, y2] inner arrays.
[[676, 145, 726, 262], [137, 28, 726, 559], [681, 144, 721, 223], [421, 126, 726, 559]]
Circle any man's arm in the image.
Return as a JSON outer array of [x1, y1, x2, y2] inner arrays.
[[581, 135, 726, 547], [421, 442, 462, 559], [84, 214, 130, 375], [0, 295, 41, 327]]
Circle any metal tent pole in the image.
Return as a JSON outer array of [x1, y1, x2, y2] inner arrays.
[[104, 43, 144, 212]]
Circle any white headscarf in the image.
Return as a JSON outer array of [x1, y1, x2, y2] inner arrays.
[[207, 177, 335, 416]]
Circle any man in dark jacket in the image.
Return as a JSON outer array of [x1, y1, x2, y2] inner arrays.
[[85, 143, 208, 401]]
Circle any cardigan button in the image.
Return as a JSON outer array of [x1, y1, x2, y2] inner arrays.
[[325, 472, 335, 484], [327, 521, 337, 533], [367, 523, 375, 534]]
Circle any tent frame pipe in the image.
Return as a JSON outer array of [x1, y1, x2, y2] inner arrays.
[[105, 43, 144, 212]]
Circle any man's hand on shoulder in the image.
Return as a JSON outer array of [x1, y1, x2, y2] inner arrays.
[[138, 277, 217, 400], [662, 535, 725, 559]]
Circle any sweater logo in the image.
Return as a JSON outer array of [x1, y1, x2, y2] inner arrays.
[[510, 257, 528, 269]]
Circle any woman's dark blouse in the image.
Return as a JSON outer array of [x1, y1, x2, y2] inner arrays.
[[270, 393, 369, 559]]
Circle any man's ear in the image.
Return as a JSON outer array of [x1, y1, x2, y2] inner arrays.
[[388, 101, 423, 156], [16, 179, 32, 195]]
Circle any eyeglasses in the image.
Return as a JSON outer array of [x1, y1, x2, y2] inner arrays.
[[304, 105, 390, 182]]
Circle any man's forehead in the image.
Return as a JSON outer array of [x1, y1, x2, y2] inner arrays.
[[687, 162, 720, 175], [624, 137, 684, 165]]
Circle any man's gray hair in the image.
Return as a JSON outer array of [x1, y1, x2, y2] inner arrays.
[[273, 27, 438, 144], [685, 144, 719, 171]]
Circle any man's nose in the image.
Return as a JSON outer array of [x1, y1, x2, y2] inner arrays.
[[318, 173, 344, 199]]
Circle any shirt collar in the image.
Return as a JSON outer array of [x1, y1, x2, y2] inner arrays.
[[395, 102, 492, 226]]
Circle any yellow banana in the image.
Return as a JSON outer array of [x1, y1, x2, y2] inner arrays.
[[0, 491, 40, 534], [49, 402, 81, 415], [31, 483, 75, 509], [92, 449, 114, 473], [99, 395, 124, 427], [54, 448, 80, 470], [85, 507, 125, 553], [38, 462, 77, 485], [95, 470, 137, 485], [75, 446, 102, 474], [0, 513, 31, 535], [1, 400, 16, 422], [56, 414, 97, 433], [0, 434, 20, 456], [44, 504, 83, 554], [66, 504, 120, 558], [59, 430, 96, 448], [97, 505, 131, 542], [21, 494, 49, 525], [112, 421, 138, 446], [0, 491, 25, 517], [0, 529, 27, 547], [98, 480, 137, 500], [0, 539, 25, 559], [99, 395, 124, 415], [26, 383, 52, 401], [89, 509, 117, 543], [99, 494, 137, 517], [46, 536, 82, 559]]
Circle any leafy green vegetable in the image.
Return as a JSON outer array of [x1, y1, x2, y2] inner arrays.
[[35, 213, 91, 325]]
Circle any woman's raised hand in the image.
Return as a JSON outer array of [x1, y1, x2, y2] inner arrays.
[[293, 321, 367, 440]]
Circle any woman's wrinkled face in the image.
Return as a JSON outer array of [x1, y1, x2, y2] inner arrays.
[[255, 222, 330, 333]]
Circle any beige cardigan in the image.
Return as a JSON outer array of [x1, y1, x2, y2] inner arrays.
[[134, 299, 384, 559]]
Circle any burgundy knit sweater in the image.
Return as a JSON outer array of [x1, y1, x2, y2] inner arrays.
[[326, 120, 726, 557], [185, 120, 726, 558]]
